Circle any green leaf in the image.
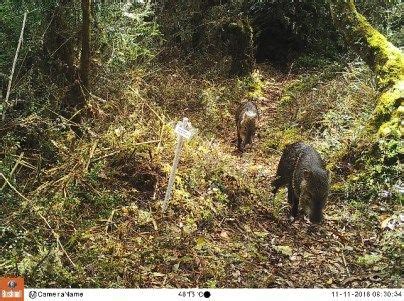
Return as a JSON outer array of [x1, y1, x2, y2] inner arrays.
[[273, 245, 293, 257]]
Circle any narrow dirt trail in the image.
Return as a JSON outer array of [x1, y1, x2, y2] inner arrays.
[[192, 68, 394, 288], [212, 68, 285, 182], [28, 65, 393, 289]]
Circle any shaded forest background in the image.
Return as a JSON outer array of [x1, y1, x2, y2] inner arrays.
[[0, 0, 403, 288]]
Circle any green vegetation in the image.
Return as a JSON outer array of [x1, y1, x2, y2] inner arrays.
[[1, 0, 402, 289]]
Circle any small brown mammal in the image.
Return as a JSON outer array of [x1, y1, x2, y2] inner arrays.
[[235, 101, 258, 151], [272, 142, 330, 223]]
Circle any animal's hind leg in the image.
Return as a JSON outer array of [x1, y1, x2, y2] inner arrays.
[[237, 137, 243, 151], [237, 128, 242, 151], [288, 183, 299, 218], [245, 132, 252, 145], [271, 177, 281, 195], [245, 125, 255, 145]]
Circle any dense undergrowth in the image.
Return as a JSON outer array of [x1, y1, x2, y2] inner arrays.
[[1, 57, 402, 287], [1, 0, 403, 289]]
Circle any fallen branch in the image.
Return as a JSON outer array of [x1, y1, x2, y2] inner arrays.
[[84, 140, 99, 172], [157, 124, 165, 150], [47, 108, 81, 128], [105, 209, 117, 233], [90, 92, 107, 103], [127, 139, 161, 160], [336, 241, 351, 277], [128, 87, 165, 123], [0, 173, 77, 269], [2, 12, 27, 121], [91, 139, 161, 163], [7, 153, 35, 170], [1, 152, 24, 190], [91, 150, 121, 163]]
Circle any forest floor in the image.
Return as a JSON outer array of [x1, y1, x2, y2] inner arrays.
[[1, 62, 402, 288], [145, 65, 400, 288]]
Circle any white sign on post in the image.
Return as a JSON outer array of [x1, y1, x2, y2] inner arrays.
[[162, 117, 196, 212], [174, 122, 194, 139]]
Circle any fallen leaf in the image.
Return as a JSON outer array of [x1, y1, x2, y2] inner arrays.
[[172, 263, 179, 272], [195, 236, 207, 250], [381, 216, 395, 229], [273, 245, 293, 257], [254, 231, 269, 238], [220, 231, 229, 239], [357, 253, 382, 267]]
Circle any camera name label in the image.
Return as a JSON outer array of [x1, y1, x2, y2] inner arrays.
[[175, 122, 194, 139]]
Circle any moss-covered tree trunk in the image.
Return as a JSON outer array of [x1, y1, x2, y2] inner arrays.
[[330, 0, 403, 140]]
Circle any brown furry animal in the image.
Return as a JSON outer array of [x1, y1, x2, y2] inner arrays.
[[235, 101, 258, 151], [272, 142, 330, 223]]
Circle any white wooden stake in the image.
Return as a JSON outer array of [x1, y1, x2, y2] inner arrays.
[[162, 117, 196, 212]]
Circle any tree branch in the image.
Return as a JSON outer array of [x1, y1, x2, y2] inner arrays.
[[2, 12, 27, 122]]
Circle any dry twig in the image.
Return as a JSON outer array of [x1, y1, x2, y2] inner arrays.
[[336, 241, 351, 277], [85, 140, 99, 172], [2, 12, 27, 121], [0, 173, 77, 269], [1, 152, 24, 190], [105, 209, 117, 233]]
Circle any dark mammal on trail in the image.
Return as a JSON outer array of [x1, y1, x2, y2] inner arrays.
[[235, 101, 259, 152], [272, 142, 330, 224]]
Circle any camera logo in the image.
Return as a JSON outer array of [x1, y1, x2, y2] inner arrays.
[[0, 276, 24, 301], [8, 281, 17, 289], [29, 291, 37, 299]]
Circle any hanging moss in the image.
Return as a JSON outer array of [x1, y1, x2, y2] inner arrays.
[[331, 0, 404, 88], [330, 0, 404, 138], [355, 13, 404, 89], [354, 10, 404, 140], [373, 81, 404, 128], [377, 97, 403, 139]]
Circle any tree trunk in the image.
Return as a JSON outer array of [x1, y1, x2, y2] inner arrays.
[[227, 18, 254, 76], [80, 0, 91, 98], [329, 0, 403, 139], [43, 0, 75, 82], [60, 0, 91, 134]]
